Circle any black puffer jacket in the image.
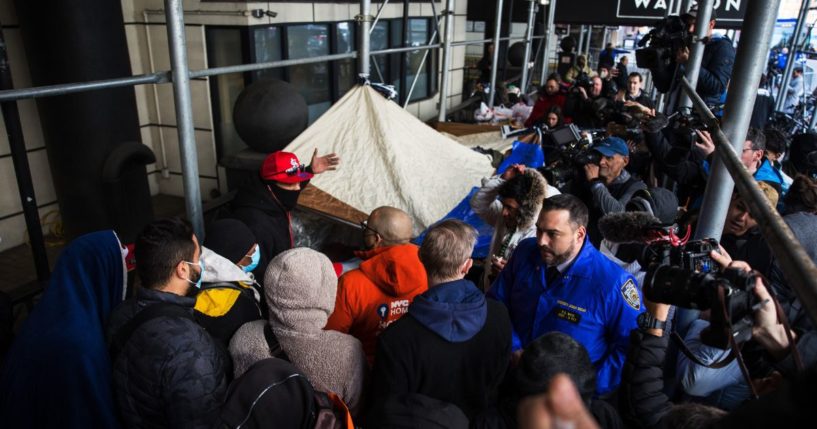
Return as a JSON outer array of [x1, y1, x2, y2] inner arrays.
[[107, 288, 228, 429], [618, 329, 673, 429]]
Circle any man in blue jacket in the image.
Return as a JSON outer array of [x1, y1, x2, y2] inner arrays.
[[488, 194, 642, 395]]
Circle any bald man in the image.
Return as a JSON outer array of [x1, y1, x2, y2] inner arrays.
[[325, 206, 428, 365]]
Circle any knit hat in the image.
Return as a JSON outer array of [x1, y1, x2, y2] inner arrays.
[[204, 219, 256, 264]]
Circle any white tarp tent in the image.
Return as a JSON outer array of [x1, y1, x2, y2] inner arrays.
[[284, 85, 494, 232]]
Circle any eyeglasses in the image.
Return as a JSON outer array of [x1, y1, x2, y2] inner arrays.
[[360, 220, 381, 237]]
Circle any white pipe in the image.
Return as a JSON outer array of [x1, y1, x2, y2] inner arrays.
[[143, 11, 170, 179]]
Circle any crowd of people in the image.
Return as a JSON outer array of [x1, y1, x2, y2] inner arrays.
[[3, 6, 817, 429]]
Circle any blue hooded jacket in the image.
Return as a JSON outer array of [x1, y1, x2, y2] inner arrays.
[[0, 231, 125, 428], [488, 237, 642, 395], [409, 279, 487, 342]]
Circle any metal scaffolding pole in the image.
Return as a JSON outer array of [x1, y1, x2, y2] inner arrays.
[[811, 101, 817, 130], [437, 0, 455, 122], [577, 25, 585, 59], [487, 0, 504, 109], [520, 0, 537, 93], [164, 0, 204, 239], [405, 5, 444, 108], [681, 76, 817, 330], [584, 26, 591, 60], [0, 23, 49, 283], [358, 0, 373, 79], [775, 0, 810, 112], [539, 0, 556, 85], [677, 0, 714, 112], [679, 0, 782, 334]]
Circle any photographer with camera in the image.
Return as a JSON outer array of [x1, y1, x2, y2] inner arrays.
[[566, 76, 612, 129], [584, 137, 648, 243], [641, 6, 734, 113], [564, 54, 596, 85]]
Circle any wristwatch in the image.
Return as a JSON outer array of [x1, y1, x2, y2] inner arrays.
[[637, 311, 667, 332]]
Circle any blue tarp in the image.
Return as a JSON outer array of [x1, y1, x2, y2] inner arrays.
[[496, 141, 545, 175]]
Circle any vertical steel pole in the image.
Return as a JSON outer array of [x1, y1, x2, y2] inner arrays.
[[437, 0, 455, 122], [677, 0, 714, 112], [488, 0, 504, 109], [520, 0, 537, 93], [359, 0, 372, 79], [0, 24, 49, 282], [810, 101, 817, 130], [164, 0, 204, 239], [584, 26, 591, 61], [680, 0, 782, 334], [539, 0, 556, 85], [577, 25, 585, 60], [775, 0, 810, 111]]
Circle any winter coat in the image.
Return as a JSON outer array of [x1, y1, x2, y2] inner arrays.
[[525, 92, 568, 127], [195, 247, 263, 348], [618, 329, 673, 429], [488, 237, 643, 395], [228, 248, 367, 416], [325, 243, 428, 365], [229, 176, 295, 279], [654, 35, 735, 107], [107, 287, 229, 429], [470, 170, 558, 289], [0, 231, 125, 429], [370, 279, 512, 420]]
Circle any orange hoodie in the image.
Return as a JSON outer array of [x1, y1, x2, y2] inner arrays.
[[325, 244, 428, 366]]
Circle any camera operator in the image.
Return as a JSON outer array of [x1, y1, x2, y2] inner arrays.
[[619, 255, 799, 428], [584, 137, 648, 243], [653, 7, 735, 110], [564, 54, 596, 85], [598, 65, 619, 100], [566, 76, 610, 128]]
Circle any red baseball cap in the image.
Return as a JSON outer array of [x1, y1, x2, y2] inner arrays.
[[260, 151, 314, 184]]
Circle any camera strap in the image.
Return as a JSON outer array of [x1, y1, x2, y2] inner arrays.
[[670, 331, 740, 370]]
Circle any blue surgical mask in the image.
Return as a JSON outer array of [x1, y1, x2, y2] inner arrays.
[[243, 245, 261, 273], [184, 260, 204, 289]]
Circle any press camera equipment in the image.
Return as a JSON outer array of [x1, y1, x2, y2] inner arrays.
[[638, 226, 718, 273], [644, 265, 764, 349], [536, 124, 603, 190], [636, 15, 694, 71]]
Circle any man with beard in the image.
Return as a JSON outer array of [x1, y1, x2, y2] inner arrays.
[[489, 194, 642, 396], [229, 150, 339, 279]]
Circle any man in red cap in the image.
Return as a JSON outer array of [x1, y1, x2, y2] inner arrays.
[[230, 149, 339, 280]]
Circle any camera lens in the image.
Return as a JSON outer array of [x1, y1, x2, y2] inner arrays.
[[643, 265, 715, 309]]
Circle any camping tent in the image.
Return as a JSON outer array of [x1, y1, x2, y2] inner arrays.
[[284, 85, 494, 233]]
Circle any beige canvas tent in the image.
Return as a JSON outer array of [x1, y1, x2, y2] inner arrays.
[[284, 85, 494, 233]]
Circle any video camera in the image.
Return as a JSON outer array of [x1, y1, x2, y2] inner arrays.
[[636, 15, 693, 71], [536, 124, 603, 190], [644, 265, 763, 349]]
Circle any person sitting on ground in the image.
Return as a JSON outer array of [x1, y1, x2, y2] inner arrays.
[[229, 248, 367, 416], [470, 164, 557, 289], [370, 220, 512, 420], [0, 231, 127, 428], [489, 194, 642, 396], [107, 217, 229, 428], [230, 149, 339, 279], [196, 219, 264, 349], [325, 206, 428, 366]]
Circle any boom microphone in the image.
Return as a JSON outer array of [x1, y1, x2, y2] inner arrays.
[[598, 211, 663, 244]]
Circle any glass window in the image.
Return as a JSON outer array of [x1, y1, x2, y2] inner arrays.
[[252, 27, 283, 81], [370, 21, 390, 84], [407, 19, 430, 101], [206, 27, 247, 159], [335, 22, 356, 98], [286, 24, 332, 122]]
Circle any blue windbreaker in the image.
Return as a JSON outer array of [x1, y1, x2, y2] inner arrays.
[[488, 237, 643, 395]]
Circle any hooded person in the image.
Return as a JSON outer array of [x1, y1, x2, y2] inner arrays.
[[370, 220, 512, 420], [196, 218, 264, 349], [325, 206, 428, 366], [0, 230, 127, 428], [229, 150, 339, 279], [228, 248, 367, 416], [470, 164, 558, 289]]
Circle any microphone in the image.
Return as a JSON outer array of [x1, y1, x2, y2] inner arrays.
[[598, 211, 663, 244]]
